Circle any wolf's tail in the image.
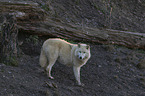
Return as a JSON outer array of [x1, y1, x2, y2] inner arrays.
[[39, 48, 47, 68]]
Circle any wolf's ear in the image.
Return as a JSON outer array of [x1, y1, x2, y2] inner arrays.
[[86, 45, 90, 49], [78, 43, 81, 48]]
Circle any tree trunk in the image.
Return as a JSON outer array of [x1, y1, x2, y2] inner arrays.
[[0, 14, 18, 66]]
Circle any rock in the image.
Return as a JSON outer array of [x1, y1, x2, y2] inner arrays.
[[137, 58, 145, 69]]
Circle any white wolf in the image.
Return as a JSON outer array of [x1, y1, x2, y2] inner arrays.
[[39, 38, 91, 86]]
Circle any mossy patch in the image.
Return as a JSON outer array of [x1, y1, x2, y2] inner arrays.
[[3, 56, 18, 67], [26, 35, 39, 45]]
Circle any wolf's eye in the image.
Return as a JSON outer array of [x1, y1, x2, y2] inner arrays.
[[79, 51, 81, 53], [83, 52, 85, 53]]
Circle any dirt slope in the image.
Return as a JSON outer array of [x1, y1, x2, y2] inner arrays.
[[47, 0, 145, 32], [0, 0, 145, 96], [0, 43, 145, 96]]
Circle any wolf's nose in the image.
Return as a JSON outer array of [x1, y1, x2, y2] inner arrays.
[[80, 57, 82, 59]]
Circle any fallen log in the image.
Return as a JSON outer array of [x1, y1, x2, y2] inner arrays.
[[0, 1, 145, 51]]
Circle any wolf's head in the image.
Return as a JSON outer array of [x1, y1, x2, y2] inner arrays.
[[75, 43, 91, 60]]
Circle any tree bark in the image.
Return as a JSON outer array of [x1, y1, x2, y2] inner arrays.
[[0, 14, 18, 66]]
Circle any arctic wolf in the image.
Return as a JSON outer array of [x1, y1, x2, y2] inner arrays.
[[39, 38, 91, 86]]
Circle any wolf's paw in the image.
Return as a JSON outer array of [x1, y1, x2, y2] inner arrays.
[[77, 82, 85, 87], [49, 76, 54, 79], [47, 73, 54, 79]]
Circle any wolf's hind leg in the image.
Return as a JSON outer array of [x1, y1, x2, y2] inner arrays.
[[46, 52, 58, 79], [46, 61, 56, 79]]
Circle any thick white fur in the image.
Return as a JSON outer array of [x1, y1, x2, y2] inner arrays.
[[39, 38, 91, 86]]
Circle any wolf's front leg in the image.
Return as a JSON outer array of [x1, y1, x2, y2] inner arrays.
[[73, 66, 83, 86]]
